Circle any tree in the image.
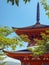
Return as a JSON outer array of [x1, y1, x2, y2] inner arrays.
[[0, 26, 23, 50], [41, 0, 49, 18], [27, 31, 49, 57], [20, 34, 30, 42], [7, 0, 49, 18], [0, 26, 30, 60], [0, 26, 30, 50], [7, 0, 30, 6]]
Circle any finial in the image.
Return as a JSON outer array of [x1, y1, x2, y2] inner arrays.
[[36, 2, 40, 24]]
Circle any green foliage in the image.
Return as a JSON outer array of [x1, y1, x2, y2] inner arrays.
[[28, 30, 49, 57], [0, 62, 6, 65], [0, 26, 23, 50], [0, 26, 13, 36], [7, 0, 19, 6], [46, 12, 49, 18], [7, 0, 30, 6], [15, 0, 19, 6], [34, 39, 45, 45], [45, 42, 49, 50], [19, 43, 23, 47], [32, 46, 46, 56], [7, 0, 14, 5], [27, 45, 46, 57], [41, 0, 49, 18], [23, 0, 30, 4], [19, 34, 30, 42]]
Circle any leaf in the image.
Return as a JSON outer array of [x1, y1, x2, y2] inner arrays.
[[11, 45, 16, 50], [24, 0, 27, 4], [15, 0, 19, 6], [0, 62, 6, 65], [46, 30, 49, 33], [20, 44, 23, 47], [44, 5, 49, 11], [7, 0, 14, 5], [11, 0, 14, 5], [20, 34, 30, 42], [0, 26, 24, 50], [7, 0, 30, 6], [7, 0, 10, 3], [28, 0, 30, 2], [41, 0, 49, 18], [46, 12, 49, 18], [23, 0, 30, 4]]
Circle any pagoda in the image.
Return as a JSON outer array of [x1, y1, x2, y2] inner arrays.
[[12, 2, 49, 46], [4, 2, 49, 65]]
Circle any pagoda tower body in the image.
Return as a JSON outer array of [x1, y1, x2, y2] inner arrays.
[[4, 3, 49, 65]]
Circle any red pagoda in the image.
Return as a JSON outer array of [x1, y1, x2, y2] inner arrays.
[[4, 2, 49, 65], [12, 2, 49, 46]]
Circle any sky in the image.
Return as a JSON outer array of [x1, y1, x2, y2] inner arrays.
[[0, 0, 49, 27], [0, 0, 49, 50]]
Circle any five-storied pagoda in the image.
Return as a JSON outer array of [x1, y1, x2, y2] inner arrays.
[[4, 2, 49, 65]]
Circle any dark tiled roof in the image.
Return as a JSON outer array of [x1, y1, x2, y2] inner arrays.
[[12, 23, 49, 30]]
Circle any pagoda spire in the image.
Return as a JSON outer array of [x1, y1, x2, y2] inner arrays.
[[36, 2, 40, 24]]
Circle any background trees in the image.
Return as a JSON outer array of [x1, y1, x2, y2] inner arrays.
[[0, 26, 30, 50], [27, 31, 49, 57], [7, 0, 30, 6], [0, 26, 23, 50]]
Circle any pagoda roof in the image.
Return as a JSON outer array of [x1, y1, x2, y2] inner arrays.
[[3, 49, 31, 53], [12, 23, 49, 30]]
